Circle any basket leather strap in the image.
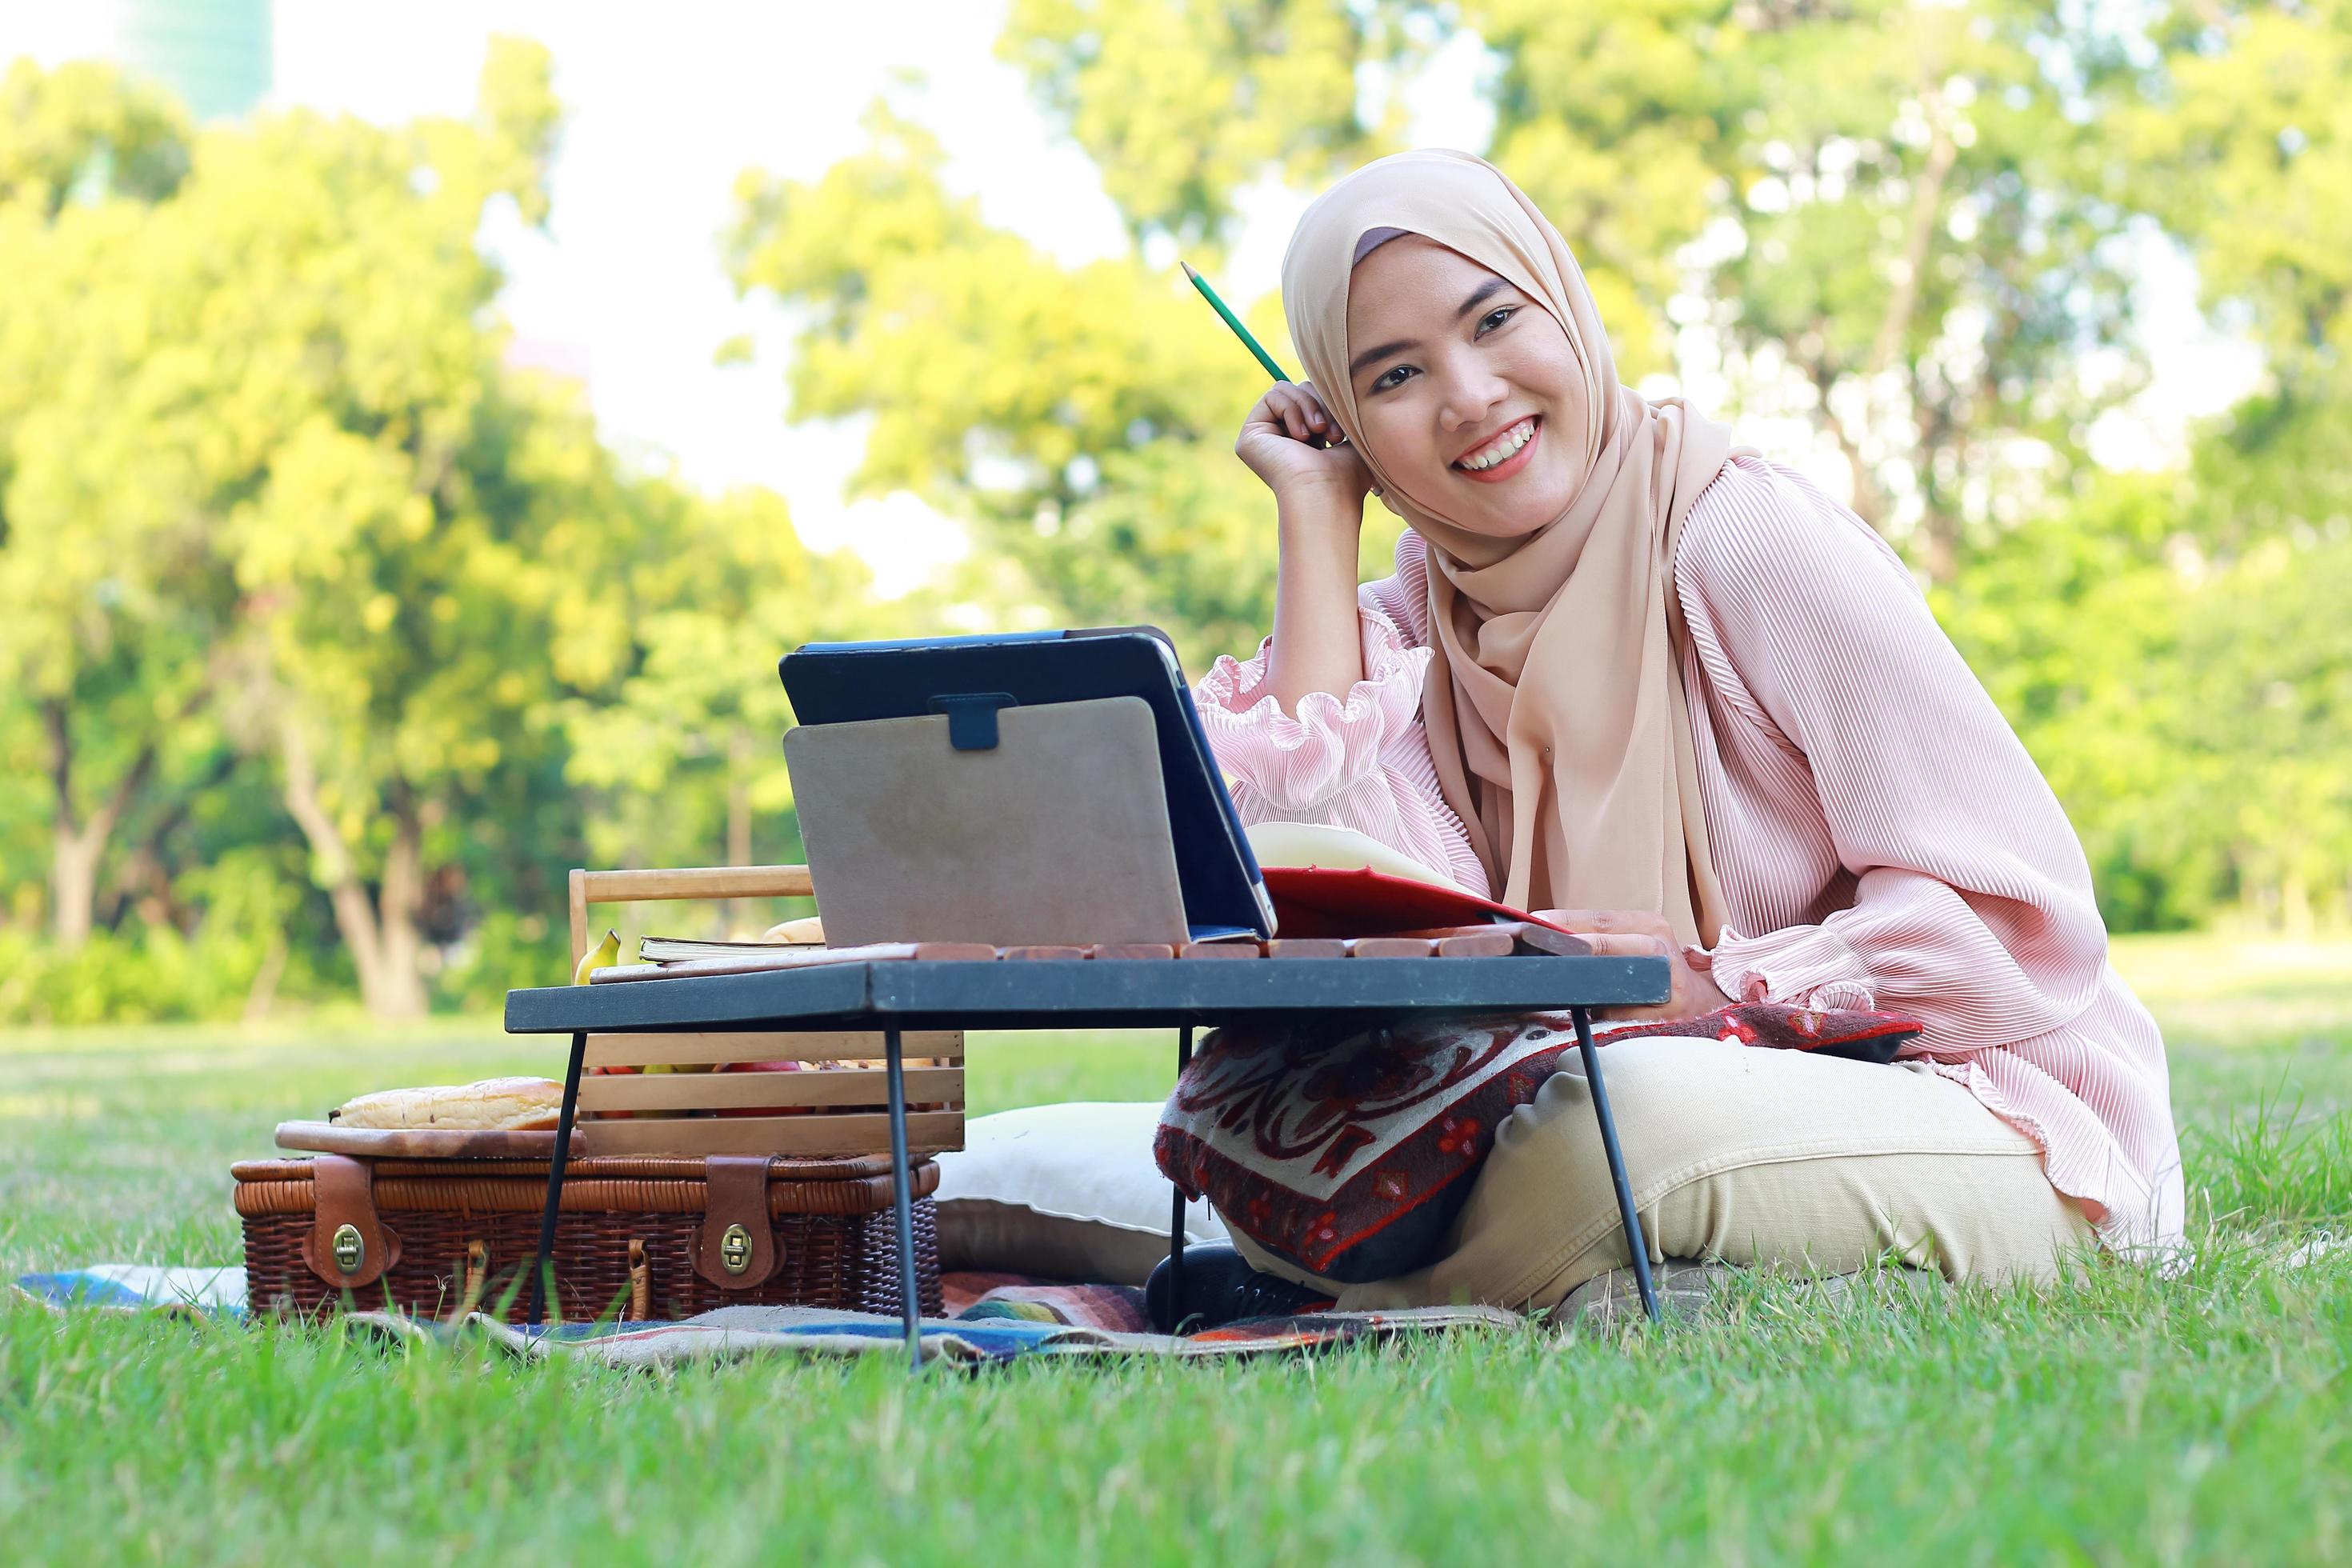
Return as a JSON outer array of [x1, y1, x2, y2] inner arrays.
[[694, 1156, 783, 1290], [301, 1154, 401, 1290]]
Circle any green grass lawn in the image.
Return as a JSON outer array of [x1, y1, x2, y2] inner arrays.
[[3, 934, 2349, 1563]]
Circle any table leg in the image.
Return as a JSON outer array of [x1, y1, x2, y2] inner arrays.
[[527, 1030, 588, 1327], [1570, 1007, 1660, 1323], [1166, 1024, 1194, 1330], [883, 1024, 922, 1371]]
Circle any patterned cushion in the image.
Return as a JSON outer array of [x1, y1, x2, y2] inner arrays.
[[1156, 1003, 1925, 1285], [1156, 1014, 1578, 1283]]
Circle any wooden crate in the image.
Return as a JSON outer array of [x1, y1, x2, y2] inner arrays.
[[564, 864, 965, 1159]]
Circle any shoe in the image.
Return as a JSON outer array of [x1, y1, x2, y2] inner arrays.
[[1550, 1258, 1737, 1330], [1145, 1243, 1335, 1334]]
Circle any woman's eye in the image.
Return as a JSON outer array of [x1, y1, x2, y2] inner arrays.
[[1478, 306, 1518, 335], [1371, 365, 1417, 393]]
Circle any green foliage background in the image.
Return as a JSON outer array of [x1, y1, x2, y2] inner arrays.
[[2, 2, 2347, 1022]]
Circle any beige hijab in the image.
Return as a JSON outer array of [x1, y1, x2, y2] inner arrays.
[[1281, 149, 1738, 946]]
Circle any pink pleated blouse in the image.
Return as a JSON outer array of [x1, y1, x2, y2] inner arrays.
[[1196, 455, 2185, 1249]]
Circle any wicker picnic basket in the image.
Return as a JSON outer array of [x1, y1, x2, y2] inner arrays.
[[234, 1151, 943, 1324]]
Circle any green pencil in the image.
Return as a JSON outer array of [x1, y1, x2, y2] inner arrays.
[[1182, 260, 1291, 382]]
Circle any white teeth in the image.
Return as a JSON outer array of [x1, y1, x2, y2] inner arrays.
[[1458, 418, 1535, 470]]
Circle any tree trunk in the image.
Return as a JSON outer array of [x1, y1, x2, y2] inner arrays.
[[99, 749, 237, 934], [276, 710, 428, 1019], [1867, 118, 1958, 386], [726, 726, 755, 935], [44, 699, 156, 950], [1821, 98, 1958, 563], [2282, 849, 2314, 938], [378, 784, 430, 1017], [51, 824, 102, 950], [243, 935, 288, 1022], [1806, 356, 1890, 533]]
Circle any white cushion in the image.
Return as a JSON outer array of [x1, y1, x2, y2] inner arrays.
[[933, 1102, 1227, 1286]]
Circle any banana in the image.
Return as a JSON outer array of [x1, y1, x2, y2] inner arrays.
[[573, 928, 621, 986], [571, 928, 691, 1117], [574, 929, 696, 1114]]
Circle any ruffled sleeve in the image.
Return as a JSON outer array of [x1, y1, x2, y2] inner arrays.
[[1707, 922, 1880, 1014], [1195, 605, 1430, 814], [1193, 543, 1491, 895]]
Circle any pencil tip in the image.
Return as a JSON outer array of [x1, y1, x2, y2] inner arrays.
[[1179, 259, 1201, 281]]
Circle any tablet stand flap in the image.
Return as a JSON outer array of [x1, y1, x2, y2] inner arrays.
[[784, 695, 1192, 947], [926, 691, 1018, 751]]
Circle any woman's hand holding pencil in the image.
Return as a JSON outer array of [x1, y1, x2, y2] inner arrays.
[[1186, 256, 1374, 706], [1235, 380, 1374, 506], [1185, 257, 1376, 511]]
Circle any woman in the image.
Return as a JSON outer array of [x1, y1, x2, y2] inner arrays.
[[1190, 149, 2182, 1314]]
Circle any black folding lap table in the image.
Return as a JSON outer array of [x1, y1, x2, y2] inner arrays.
[[503, 952, 1673, 1366]]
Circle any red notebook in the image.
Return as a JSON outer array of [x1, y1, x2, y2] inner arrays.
[[1261, 865, 1574, 940]]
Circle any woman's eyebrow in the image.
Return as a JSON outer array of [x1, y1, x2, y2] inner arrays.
[[1452, 276, 1510, 322], [1349, 278, 1516, 379], [1350, 337, 1415, 378]]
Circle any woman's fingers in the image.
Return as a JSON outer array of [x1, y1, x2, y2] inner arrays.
[[1294, 382, 1333, 433], [1260, 385, 1335, 444], [1281, 386, 1337, 443], [1535, 909, 1673, 939], [1259, 383, 1327, 438], [1274, 389, 1310, 442], [1577, 932, 1672, 959]]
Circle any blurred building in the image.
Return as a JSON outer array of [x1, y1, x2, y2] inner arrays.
[[118, 0, 271, 122]]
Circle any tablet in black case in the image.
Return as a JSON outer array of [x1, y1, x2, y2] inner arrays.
[[779, 628, 1274, 941]]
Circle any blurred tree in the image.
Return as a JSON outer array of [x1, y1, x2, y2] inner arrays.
[[998, 0, 1414, 254], [3, 41, 614, 1014], [1942, 445, 2352, 933], [0, 57, 190, 216], [560, 482, 870, 933], [1939, 0, 2352, 927], [2067, 0, 2352, 926], [727, 103, 1402, 672], [1442, 0, 1726, 381], [0, 65, 207, 949], [2122, 0, 2351, 385], [1, 41, 879, 1017], [1935, 474, 2208, 929]]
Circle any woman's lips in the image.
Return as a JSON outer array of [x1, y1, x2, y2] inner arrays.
[[1454, 416, 1541, 483]]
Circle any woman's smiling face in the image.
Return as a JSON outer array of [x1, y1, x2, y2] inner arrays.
[[1343, 234, 1586, 539]]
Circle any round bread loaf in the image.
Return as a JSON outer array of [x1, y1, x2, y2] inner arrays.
[[333, 1076, 563, 1131], [761, 914, 826, 945]]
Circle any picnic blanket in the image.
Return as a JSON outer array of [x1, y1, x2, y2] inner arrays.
[[10, 1264, 1519, 1367]]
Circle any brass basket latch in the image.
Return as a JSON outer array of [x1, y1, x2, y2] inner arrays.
[[719, 1223, 753, 1276]]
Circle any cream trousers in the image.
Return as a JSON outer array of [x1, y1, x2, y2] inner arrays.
[[1233, 1034, 2096, 1313]]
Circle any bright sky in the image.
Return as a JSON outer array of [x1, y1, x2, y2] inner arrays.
[[2, 1, 2260, 597]]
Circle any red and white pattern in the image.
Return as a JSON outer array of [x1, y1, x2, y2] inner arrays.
[[1158, 1014, 1579, 1280], [1195, 454, 2186, 1249]]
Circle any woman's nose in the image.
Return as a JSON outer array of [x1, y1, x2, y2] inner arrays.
[[1435, 362, 1510, 432]]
